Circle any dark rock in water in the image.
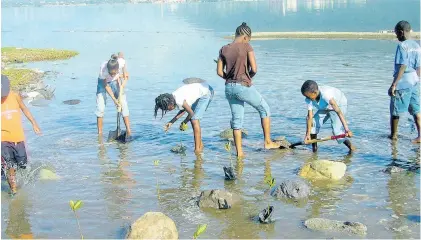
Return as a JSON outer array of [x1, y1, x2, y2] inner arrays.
[[183, 77, 206, 84], [275, 136, 292, 149], [170, 144, 186, 154], [382, 166, 405, 174], [343, 63, 351, 67], [223, 166, 236, 180], [197, 189, 239, 209], [270, 179, 310, 199], [304, 218, 367, 236], [219, 129, 248, 140], [63, 99, 81, 105], [258, 206, 274, 224]]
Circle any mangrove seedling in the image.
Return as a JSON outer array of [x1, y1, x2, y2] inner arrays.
[[69, 200, 84, 239], [193, 224, 207, 239], [223, 141, 236, 180]]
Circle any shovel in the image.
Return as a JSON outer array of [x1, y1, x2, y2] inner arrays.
[[107, 80, 125, 142], [286, 133, 347, 149]]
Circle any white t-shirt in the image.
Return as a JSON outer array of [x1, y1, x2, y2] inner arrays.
[[305, 85, 347, 111], [98, 61, 119, 82], [118, 58, 126, 74], [172, 83, 210, 110]]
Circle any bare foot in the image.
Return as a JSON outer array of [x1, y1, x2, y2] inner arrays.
[[412, 137, 421, 144], [388, 135, 398, 141], [237, 152, 245, 159], [264, 141, 281, 149]]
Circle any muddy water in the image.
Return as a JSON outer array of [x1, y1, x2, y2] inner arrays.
[[1, 0, 420, 239]]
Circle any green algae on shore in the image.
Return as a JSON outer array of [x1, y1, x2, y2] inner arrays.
[[1, 47, 78, 63], [2, 68, 43, 90], [223, 31, 421, 40]]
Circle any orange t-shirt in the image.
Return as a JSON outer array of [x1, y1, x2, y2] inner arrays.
[[1, 91, 25, 143]]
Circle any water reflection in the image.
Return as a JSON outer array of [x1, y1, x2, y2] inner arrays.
[[387, 170, 419, 238], [5, 193, 33, 239], [98, 138, 136, 221], [268, 0, 367, 15]]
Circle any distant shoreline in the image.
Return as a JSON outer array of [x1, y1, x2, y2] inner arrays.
[[223, 32, 421, 40]]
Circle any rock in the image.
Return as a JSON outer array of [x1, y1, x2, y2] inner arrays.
[[63, 99, 81, 105], [197, 189, 239, 209], [275, 136, 292, 149], [270, 179, 310, 199], [258, 206, 274, 224], [170, 144, 186, 154], [126, 212, 178, 239], [223, 166, 236, 180], [183, 77, 206, 84], [38, 168, 59, 180], [219, 129, 248, 140], [304, 218, 367, 236], [382, 166, 405, 174], [299, 160, 347, 181]]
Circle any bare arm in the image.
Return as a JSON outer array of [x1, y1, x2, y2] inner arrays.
[[247, 51, 257, 78], [392, 64, 407, 86], [103, 79, 119, 106], [305, 109, 313, 138], [181, 100, 195, 124], [17, 94, 41, 135], [169, 110, 186, 124], [121, 63, 129, 88], [217, 58, 225, 79], [329, 99, 353, 137]]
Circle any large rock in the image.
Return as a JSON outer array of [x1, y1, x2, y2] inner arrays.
[[219, 129, 248, 140], [126, 212, 178, 239], [270, 180, 310, 199], [299, 160, 346, 181], [304, 218, 367, 236], [38, 168, 59, 180], [197, 189, 239, 209]]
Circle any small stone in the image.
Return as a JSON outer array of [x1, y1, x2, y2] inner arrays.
[[383, 166, 405, 174]]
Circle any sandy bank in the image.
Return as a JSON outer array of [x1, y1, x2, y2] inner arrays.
[[1, 47, 79, 91], [223, 31, 421, 40]]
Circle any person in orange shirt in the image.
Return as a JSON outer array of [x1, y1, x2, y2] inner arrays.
[[1, 75, 41, 195]]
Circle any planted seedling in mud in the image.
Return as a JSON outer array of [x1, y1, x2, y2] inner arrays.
[[223, 141, 236, 180], [170, 123, 187, 154], [259, 176, 275, 224], [193, 224, 207, 239], [69, 200, 84, 239]]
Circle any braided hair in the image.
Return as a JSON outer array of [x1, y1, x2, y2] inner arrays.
[[235, 22, 252, 38], [154, 93, 176, 119]]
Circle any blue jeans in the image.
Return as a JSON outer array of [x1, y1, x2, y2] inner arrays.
[[95, 79, 129, 117], [191, 86, 214, 120], [225, 83, 270, 129], [390, 82, 420, 117], [311, 106, 348, 144]]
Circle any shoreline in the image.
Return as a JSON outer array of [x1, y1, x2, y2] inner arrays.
[[223, 31, 421, 40], [1, 47, 78, 92]]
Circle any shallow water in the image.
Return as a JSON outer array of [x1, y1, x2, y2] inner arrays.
[[1, 0, 420, 239]]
